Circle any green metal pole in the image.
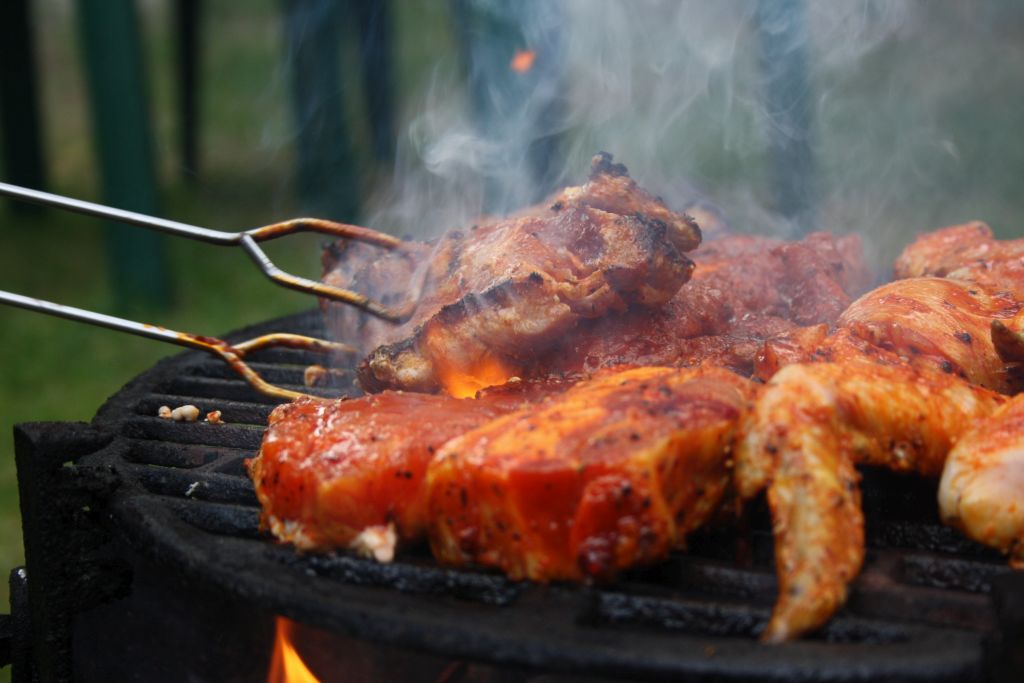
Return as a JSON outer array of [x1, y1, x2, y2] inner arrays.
[[77, 0, 172, 312], [282, 0, 358, 222], [451, 0, 566, 213], [351, 0, 395, 163], [0, 0, 48, 206], [176, 0, 202, 181]]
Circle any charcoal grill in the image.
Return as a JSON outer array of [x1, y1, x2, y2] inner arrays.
[[7, 309, 1024, 682]]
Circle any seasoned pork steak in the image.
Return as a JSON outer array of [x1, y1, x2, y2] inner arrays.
[[322, 153, 701, 394]]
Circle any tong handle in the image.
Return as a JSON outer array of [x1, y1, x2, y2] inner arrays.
[[0, 181, 409, 320], [0, 289, 353, 401], [0, 181, 233, 243]]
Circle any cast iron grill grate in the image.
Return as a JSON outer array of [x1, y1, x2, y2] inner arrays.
[[63, 310, 1019, 681]]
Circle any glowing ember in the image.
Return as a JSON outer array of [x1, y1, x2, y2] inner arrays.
[[510, 49, 536, 73], [267, 617, 320, 683], [436, 353, 516, 399]]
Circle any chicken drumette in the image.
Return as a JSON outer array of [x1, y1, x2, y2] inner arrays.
[[738, 221, 1024, 640], [736, 358, 1003, 641]]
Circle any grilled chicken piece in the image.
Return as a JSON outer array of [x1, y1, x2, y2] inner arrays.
[[757, 224, 1019, 387], [756, 276, 1023, 392], [888, 221, 1024, 388], [736, 360, 1003, 642], [895, 221, 1024, 298], [940, 393, 1024, 566], [427, 366, 753, 581], [753, 325, 911, 381], [838, 277, 1022, 392], [247, 379, 569, 552], [736, 225, 1024, 641], [342, 153, 701, 394]]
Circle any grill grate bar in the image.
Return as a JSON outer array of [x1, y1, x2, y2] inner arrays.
[[153, 495, 263, 538], [125, 438, 251, 470], [621, 556, 777, 603], [901, 553, 1010, 593], [122, 461, 259, 506], [845, 578, 993, 632], [596, 586, 967, 645], [868, 518, 1004, 560], [121, 416, 266, 450]]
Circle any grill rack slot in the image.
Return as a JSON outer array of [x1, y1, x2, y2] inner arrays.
[[123, 461, 259, 506]]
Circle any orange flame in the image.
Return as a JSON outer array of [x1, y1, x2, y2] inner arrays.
[[267, 617, 321, 683], [510, 49, 536, 73], [437, 354, 516, 399]]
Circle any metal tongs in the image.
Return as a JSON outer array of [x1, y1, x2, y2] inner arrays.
[[0, 182, 407, 401]]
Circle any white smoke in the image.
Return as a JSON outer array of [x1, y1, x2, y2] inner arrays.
[[363, 0, 1024, 268]]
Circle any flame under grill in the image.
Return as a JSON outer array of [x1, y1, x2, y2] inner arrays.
[[14, 310, 1024, 682]]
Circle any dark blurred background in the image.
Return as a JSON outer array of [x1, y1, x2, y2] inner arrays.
[[2, 0, 1024, 645]]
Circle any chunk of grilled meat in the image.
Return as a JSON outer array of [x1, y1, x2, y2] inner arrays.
[[890, 221, 1024, 382], [755, 277, 1022, 392], [522, 231, 868, 378], [330, 154, 701, 394], [735, 360, 1003, 642], [940, 393, 1024, 566], [759, 223, 1024, 383], [895, 221, 1024, 299], [321, 239, 431, 356], [247, 379, 570, 552], [736, 225, 1024, 641], [839, 277, 1022, 392], [427, 366, 753, 581], [324, 215, 867, 385]]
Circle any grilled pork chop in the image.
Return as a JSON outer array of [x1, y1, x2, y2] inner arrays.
[[322, 153, 702, 395], [428, 366, 753, 581], [247, 378, 572, 554], [518, 231, 869, 378], [326, 229, 868, 384]]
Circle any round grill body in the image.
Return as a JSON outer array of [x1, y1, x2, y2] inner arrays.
[[19, 310, 1023, 682]]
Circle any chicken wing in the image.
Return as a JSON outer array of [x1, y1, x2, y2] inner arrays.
[[427, 366, 753, 581], [735, 361, 1004, 641]]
